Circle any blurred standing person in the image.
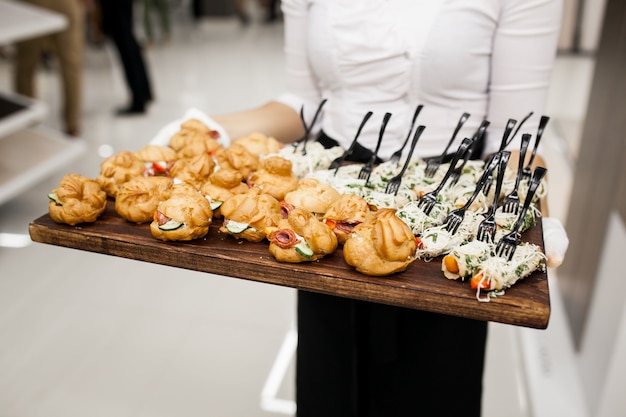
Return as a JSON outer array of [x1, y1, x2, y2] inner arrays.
[[14, 0, 86, 137], [262, 0, 280, 22], [190, 0, 200, 21], [235, 0, 250, 25], [85, 0, 105, 45], [99, 0, 153, 115], [142, 0, 171, 45]]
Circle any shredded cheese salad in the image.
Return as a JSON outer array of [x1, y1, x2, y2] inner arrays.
[[302, 149, 548, 300]]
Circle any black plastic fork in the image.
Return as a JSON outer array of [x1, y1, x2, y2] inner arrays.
[[495, 166, 548, 260], [424, 112, 470, 178], [389, 104, 423, 165], [482, 118, 516, 196], [417, 137, 474, 215], [292, 98, 327, 155], [358, 112, 392, 184], [476, 151, 511, 242], [502, 111, 533, 150], [328, 111, 373, 172], [449, 119, 489, 186], [443, 151, 501, 235], [385, 125, 426, 195], [521, 115, 550, 182], [500, 133, 532, 214]]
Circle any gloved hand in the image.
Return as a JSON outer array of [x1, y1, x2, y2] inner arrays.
[[542, 217, 569, 268]]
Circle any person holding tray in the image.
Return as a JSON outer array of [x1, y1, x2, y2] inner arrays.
[[209, 1, 564, 416]]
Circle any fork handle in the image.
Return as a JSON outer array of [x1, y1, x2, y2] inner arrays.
[[292, 105, 308, 151], [397, 104, 423, 153], [434, 137, 474, 193], [397, 125, 425, 176], [505, 111, 533, 149], [513, 133, 532, 189], [511, 166, 547, 233], [499, 119, 517, 152], [367, 112, 392, 165], [491, 151, 511, 207], [300, 98, 328, 153], [455, 120, 490, 175], [342, 111, 373, 157], [460, 151, 502, 210], [442, 112, 470, 156], [309, 98, 327, 129], [525, 115, 549, 170], [294, 99, 327, 152]]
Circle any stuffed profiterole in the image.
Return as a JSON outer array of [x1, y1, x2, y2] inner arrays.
[[323, 193, 376, 244], [233, 132, 282, 157], [115, 175, 174, 224], [282, 178, 341, 219], [218, 188, 282, 242], [150, 183, 213, 241], [48, 173, 107, 226], [168, 151, 216, 190], [246, 155, 298, 201], [169, 118, 222, 155], [96, 150, 146, 198], [200, 168, 248, 217], [265, 208, 338, 263], [343, 208, 417, 276], [214, 143, 259, 179], [135, 144, 178, 177]]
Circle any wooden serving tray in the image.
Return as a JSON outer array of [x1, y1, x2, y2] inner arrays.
[[29, 201, 550, 329]]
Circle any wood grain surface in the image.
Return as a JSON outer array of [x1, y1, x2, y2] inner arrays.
[[29, 201, 550, 328]]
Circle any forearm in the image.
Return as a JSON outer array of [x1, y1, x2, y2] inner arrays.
[[485, 0, 562, 155], [212, 101, 304, 144]]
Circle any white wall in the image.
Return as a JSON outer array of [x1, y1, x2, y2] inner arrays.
[[577, 213, 626, 416], [580, 0, 608, 52], [559, 0, 608, 52], [595, 300, 626, 417]]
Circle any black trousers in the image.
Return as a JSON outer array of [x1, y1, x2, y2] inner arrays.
[[296, 292, 488, 417], [295, 131, 489, 417], [99, 0, 153, 108]]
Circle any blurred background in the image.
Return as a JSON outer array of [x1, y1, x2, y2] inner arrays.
[[0, 0, 624, 416]]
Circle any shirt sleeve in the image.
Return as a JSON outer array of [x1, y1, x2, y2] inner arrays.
[[277, 0, 323, 125], [484, 0, 563, 156]]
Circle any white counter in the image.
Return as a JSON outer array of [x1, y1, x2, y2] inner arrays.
[[0, 0, 84, 206], [0, 0, 67, 45]]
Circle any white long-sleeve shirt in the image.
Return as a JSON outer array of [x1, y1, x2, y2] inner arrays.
[[276, 0, 563, 160]]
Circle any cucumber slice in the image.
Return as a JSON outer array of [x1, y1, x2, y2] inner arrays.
[[225, 220, 249, 234], [158, 219, 184, 231], [209, 200, 223, 211], [295, 241, 314, 258], [48, 192, 61, 205]]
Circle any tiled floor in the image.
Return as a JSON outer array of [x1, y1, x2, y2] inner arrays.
[[0, 5, 593, 417]]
